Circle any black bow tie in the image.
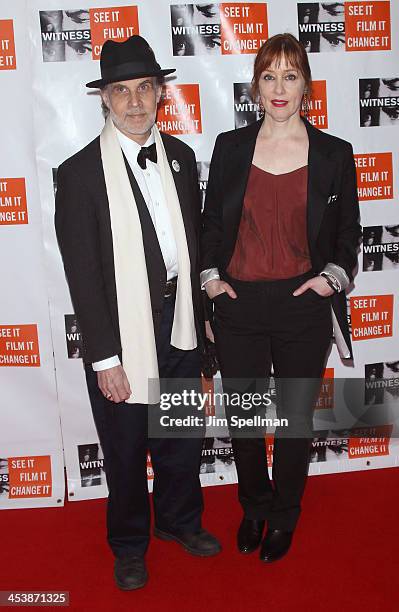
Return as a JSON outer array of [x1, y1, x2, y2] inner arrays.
[[137, 143, 157, 169]]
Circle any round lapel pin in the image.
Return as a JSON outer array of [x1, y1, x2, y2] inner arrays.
[[172, 159, 180, 173]]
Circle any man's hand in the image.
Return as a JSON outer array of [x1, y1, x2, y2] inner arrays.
[[293, 275, 335, 298], [205, 279, 237, 300], [97, 365, 131, 403]]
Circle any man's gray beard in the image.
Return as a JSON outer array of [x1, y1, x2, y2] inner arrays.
[[110, 109, 157, 137]]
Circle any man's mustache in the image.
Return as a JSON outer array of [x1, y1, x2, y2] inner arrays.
[[125, 112, 147, 117]]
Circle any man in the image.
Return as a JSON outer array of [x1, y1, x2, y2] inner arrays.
[[55, 35, 220, 591]]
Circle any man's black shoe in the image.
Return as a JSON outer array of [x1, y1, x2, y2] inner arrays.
[[154, 527, 221, 557], [259, 529, 293, 562], [114, 556, 148, 590], [237, 518, 265, 554]]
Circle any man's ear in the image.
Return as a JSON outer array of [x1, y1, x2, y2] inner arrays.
[[101, 86, 110, 109], [155, 81, 163, 105]]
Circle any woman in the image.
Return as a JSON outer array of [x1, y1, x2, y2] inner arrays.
[[201, 33, 361, 562]]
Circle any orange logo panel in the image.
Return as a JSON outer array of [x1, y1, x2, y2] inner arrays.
[[90, 6, 139, 60], [201, 375, 215, 417], [147, 453, 154, 480], [315, 367, 334, 409], [355, 153, 393, 201], [0, 20, 16, 70], [220, 3, 268, 55], [350, 295, 393, 340], [303, 80, 328, 129], [0, 178, 28, 225], [157, 84, 202, 135], [266, 434, 274, 468], [8, 456, 52, 498], [348, 425, 392, 458], [345, 1, 391, 52], [0, 324, 40, 366]]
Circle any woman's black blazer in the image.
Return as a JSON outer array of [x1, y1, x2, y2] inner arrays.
[[200, 116, 362, 359]]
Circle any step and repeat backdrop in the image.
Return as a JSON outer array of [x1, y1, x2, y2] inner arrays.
[[1, 0, 398, 507], [0, 2, 65, 509]]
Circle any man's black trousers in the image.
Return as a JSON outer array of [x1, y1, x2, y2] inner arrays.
[[85, 294, 204, 559]]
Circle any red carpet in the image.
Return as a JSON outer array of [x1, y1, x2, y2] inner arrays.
[[1, 469, 398, 611]]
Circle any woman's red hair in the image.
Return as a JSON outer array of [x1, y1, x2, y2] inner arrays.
[[251, 33, 312, 99]]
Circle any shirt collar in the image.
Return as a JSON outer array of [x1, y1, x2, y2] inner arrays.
[[115, 125, 155, 164]]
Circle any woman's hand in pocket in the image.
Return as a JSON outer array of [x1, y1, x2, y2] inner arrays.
[[205, 279, 237, 300], [293, 275, 335, 298]]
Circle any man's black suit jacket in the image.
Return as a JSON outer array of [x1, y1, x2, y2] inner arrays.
[[55, 131, 205, 365], [200, 117, 362, 359]]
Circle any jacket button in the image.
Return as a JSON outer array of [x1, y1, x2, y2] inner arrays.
[[155, 309, 161, 315]]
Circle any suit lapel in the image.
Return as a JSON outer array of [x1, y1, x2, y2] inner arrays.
[[303, 117, 336, 248], [123, 154, 166, 273], [224, 120, 263, 245]]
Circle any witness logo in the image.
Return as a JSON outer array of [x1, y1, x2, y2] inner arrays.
[[197, 162, 209, 212], [201, 437, 234, 474], [64, 315, 83, 359], [363, 225, 399, 272], [298, 2, 390, 53], [78, 444, 104, 487], [311, 424, 392, 461], [359, 78, 399, 127], [298, 2, 345, 53], [354, 153, 393, 201], [170, 3, 268, 56], [0, 178, 28, 226], [39, 6, 139, 62], [350, 295, 393, 340], [0, 458, 9, 498], [0, 325, 40, 366], [234, 83, 261, 128], [0, 19, 16, 69], [303, 80, 328, 129], [365, 361, 399, 405], [311, 434, 348, 462], [8, 456, 52, 498], [157, 84, 202, 134]]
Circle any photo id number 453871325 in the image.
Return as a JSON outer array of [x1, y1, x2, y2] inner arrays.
[[0, 591, 69, 607]]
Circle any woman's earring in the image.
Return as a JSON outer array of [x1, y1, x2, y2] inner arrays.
[[302, 90, 310, 118], [258, 98, 265, 117]]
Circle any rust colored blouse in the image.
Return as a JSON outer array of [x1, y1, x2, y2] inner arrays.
[[227, 164, 312, 281]]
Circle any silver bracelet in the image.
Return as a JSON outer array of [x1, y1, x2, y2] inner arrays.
[[319, 272, 340, 293]]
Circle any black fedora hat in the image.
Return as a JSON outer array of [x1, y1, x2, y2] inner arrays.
[[86, 35, 175, 89]]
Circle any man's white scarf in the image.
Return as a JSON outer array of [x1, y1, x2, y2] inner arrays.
[[100, 117, 197, 404]]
